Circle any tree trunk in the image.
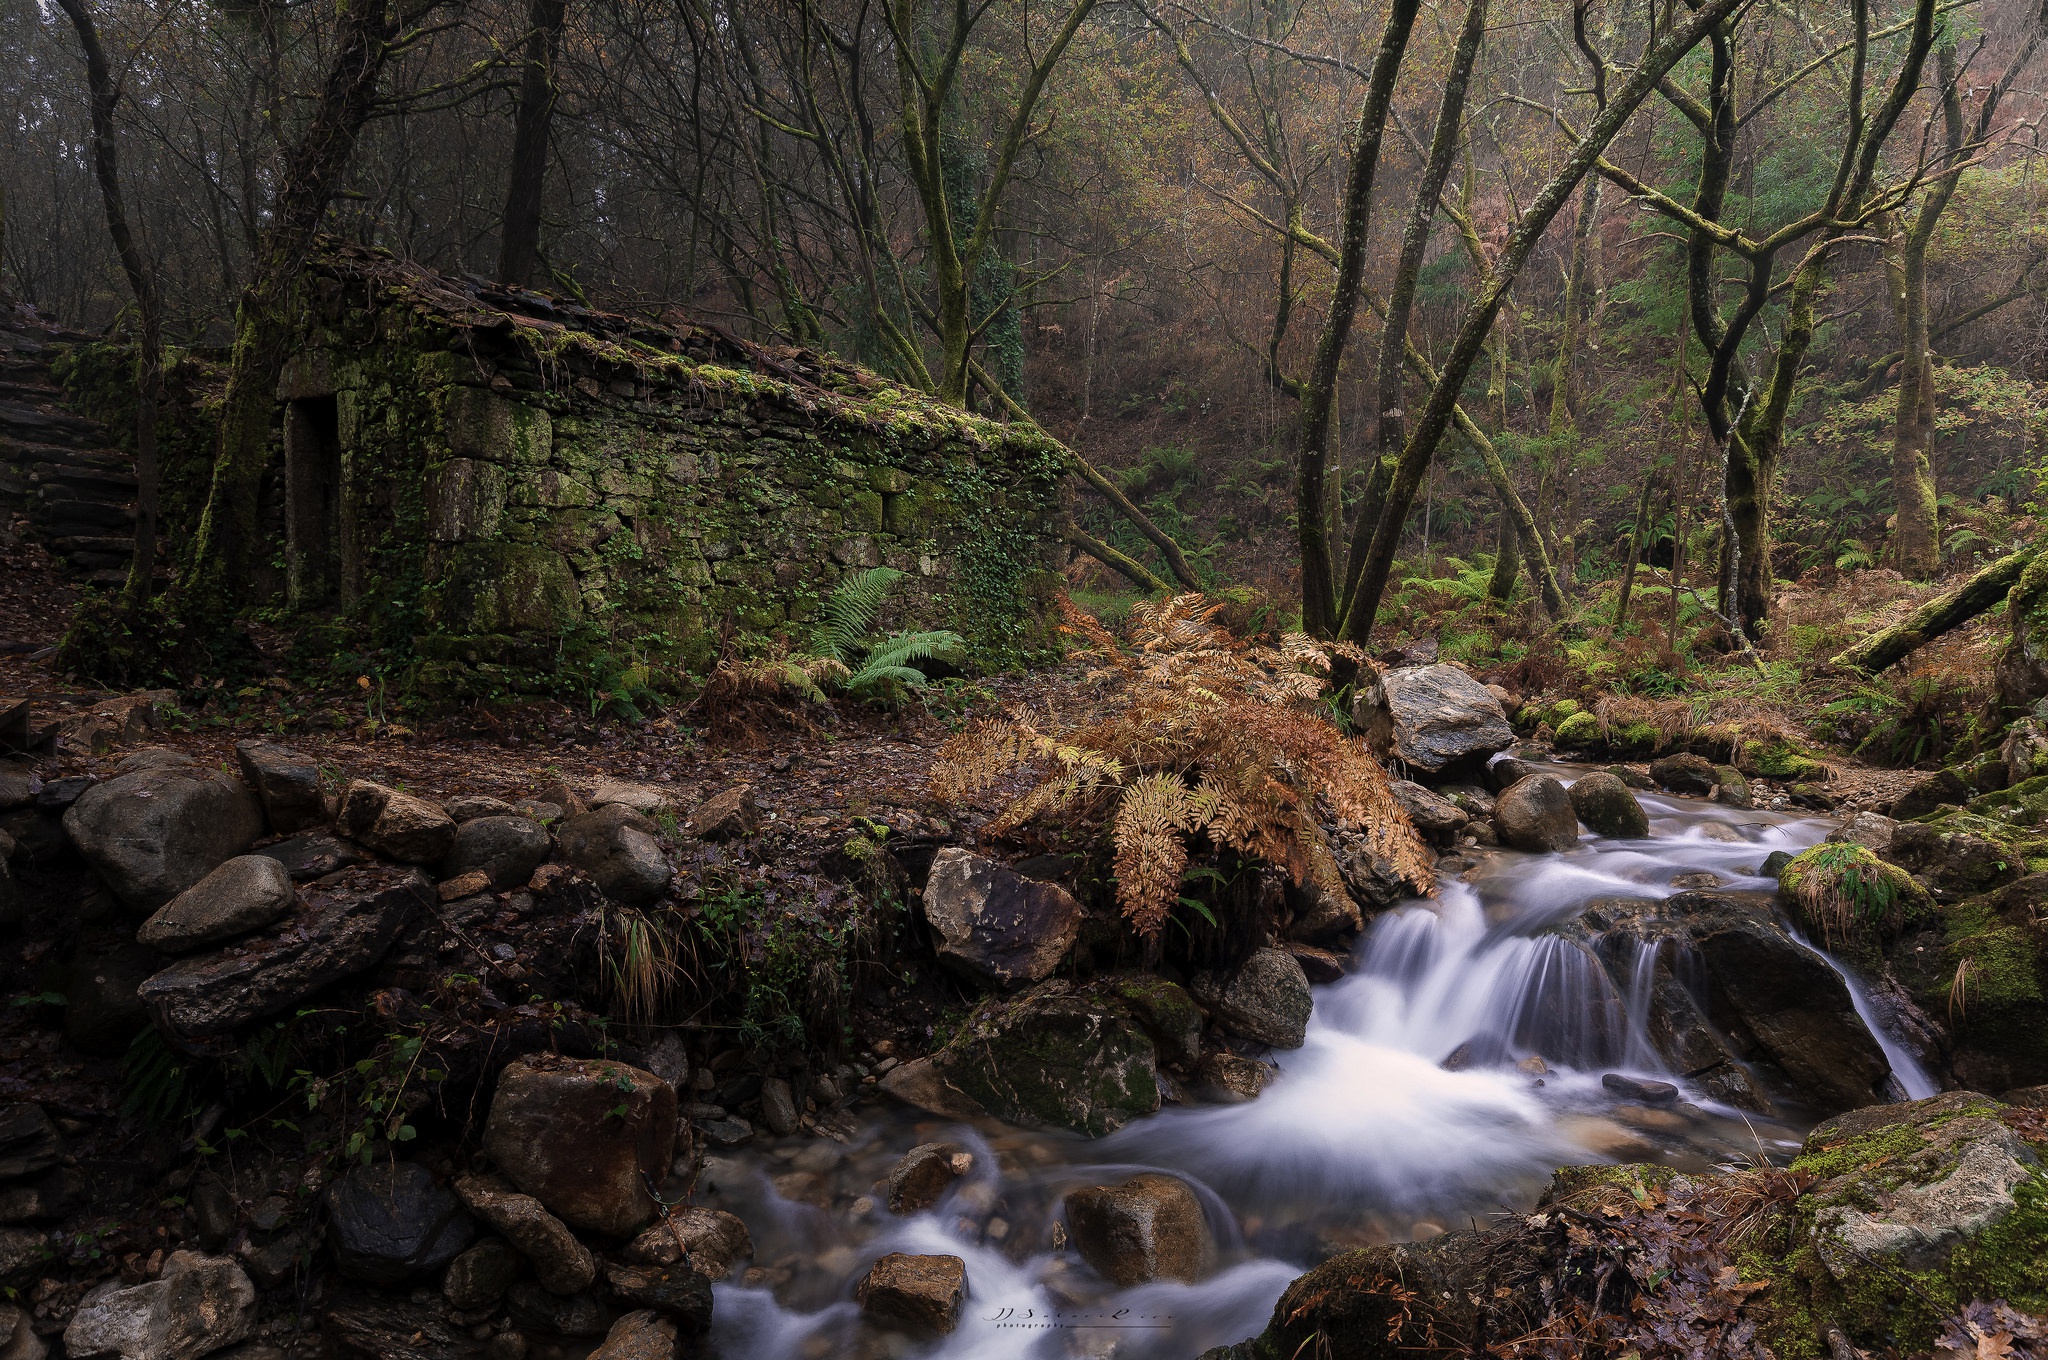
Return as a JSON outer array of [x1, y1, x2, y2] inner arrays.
[[1615, 471, 1658, 628], [497, 0, 570, 288], [1488, 513, 1520, 603], [1832, 545, 2038, 675], [1887, 219, 1940, 577]]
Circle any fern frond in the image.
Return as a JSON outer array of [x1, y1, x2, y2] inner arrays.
[[1111, 772, 1200, 935], [861, 629, 966, 674], [809, 566, 906, 663]]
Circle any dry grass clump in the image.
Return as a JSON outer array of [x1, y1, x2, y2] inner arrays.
[[932, 593, 1433, 936], [1779, 841, 1932, 946]]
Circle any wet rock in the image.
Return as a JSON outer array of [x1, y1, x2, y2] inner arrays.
[[622, 1208, 752, 1280], [588, 1310, 681, 1360], [1090, 974, 1205, 1068], [251, 831, 367, 881], [1063, 1173, 1213, 1286], [441, 815, 552, 890], [1892, 768, 1973, 820], [855, 1253, 966, 1335], [442, 1238, 523, 1310], [1195, 1052, 1271, 1103], [0, 1106, 60, 1181], [137, 855, 296, 953], [1711, 765, 1752, 808], [336, 781, 456, 864], [1390, 781, 1469, 844], [1440, 784, 1497, 817], [318, 1299, 470, 1360], [922, 848, 1083, 986], [1648, 753, 1717, 796], [589, 779, 673, 818], [921, 981, 1161, 1135], [887, 1143, 968, 1214], [697, 1117, 754, 1147], [62, 1250, 255, 1360], [483, 1056, 677, 1237], [506, 1282, 610, 1337], [63, 766, 265, 909], [1600, 1073, 1678, 1105], [691, 786, 759, 841], [1761, 850, 1794, 878], [1495, 775, 1579, 853], [453, 1173, 596, 1296], [1485, 754, 1542, 792], [232, 742, 325, 834], [327, 1161, 475, 1286], [63, 934, 163, 1056], [556, 805, 671, 906], [1567, 772, 1648, 839], [1357, 665, 1514, 777], [1828, 811, 1899, 854], [1287, 943, 1347, 984], [1205, 947, 1312, 1049], [758, 1077, 799, 1136], [138, 865, 426, 1048], [602, 1263, 713, 1332]]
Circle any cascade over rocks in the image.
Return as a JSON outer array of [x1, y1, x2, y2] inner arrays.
[[921, 848, 1083, 985], [482, 1056, 678, 1237], [62, 765, 265, 908], [1357, 665, 1514, 777]]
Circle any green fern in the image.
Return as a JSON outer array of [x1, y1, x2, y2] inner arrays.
[[809, 567, 906, 664], [794, 569, 965, 705], [846, 629, 966, 701]]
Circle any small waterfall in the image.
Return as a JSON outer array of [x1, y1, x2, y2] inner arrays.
[[1791, 931, 1941, 1099]]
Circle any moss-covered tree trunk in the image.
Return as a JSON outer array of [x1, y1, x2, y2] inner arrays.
[[1887, 230, 1941, 577], [1488, 513, 1520, 603], [496, 0, 570, 289]]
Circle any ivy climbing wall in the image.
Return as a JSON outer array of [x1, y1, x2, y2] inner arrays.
[[266, 246, 1068, 696]]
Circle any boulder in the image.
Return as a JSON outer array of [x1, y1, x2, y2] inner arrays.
[[1711, 765, 1753, 808], [1063, 1173, 1213, 1286], [1827, 811, 1900, 854], [445, 795, 517, 822], [622, 1208, 752, 1280], [453, 1174, 596, 1296], [0, 768, 38, 814], [63, 766, 265, 909], [1357, 665, 1514, 776], [138, 865, 427, 1049], [1885, 821, 2023, 897], [921, 848, 1083, 986], [336, 782, 456, 865], [0, 1228, 42, 1283], [1567, 772, 1648, 840], [441, 1238, 521, 1311], [136, 855, 297, 953], [855, 1253, 966, 1335], [886, 1143, 969, 1214], [1204, 947, 1312, 1049], [691, 787, 759, 841], [1648, 753, 1717, 796], [318, 1299, 469, 1360], [588, 779, 672, 818], [1195, 1052, 1272, 1103], [1389, 781, 1469, 844], [1495, 775, 1579, 853], [483, 1056, 677, 1238], [63, 934, 163, 1056], [62, 1251, 255, 1360], [441, 816, 551, 890], [1485, 754, 1542, 792], [919, 981, 1161, 1135], [556, 806, 671, 906], [758, 1076, 799, 1136], [232, 742, 325, 834], [601, 1264, 713, 1332], [251, 832, 367, 881], [327, 1162, 475, 1286], [588, 1310, 681, 1360], [1892, 768, 1974, 821], [1599, 1073, 1678, 1105]]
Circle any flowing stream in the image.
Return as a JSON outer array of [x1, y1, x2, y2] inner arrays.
[[700, 772, 1934, 1360]]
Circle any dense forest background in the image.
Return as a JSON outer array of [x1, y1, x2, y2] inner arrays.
[[2, 0, 2045, 660]]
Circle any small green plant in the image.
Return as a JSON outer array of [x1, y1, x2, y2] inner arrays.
[[1780, 842, 1931, 946], [805, 567, 966, 704]]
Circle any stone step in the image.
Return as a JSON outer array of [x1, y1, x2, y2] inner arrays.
[[31, 462, 138, 491], [34, 499, 134, 528], [0, 401, 108, 448], [1, 439, 131, 473], [51, 535, 133, 555]]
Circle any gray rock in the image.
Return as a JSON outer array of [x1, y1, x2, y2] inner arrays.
[[335, 781, 455, 864], [250, 832, 367, 881], [0, 1301, 45, 1360], [483, 1057, 677, 1238], [1063, 1173, 1213, 1286], [1600, 1072, 1679, 1105], [1712, 765, 1753, 808], [1567, 772, 1649, 839], [137, 855, 297, 953], [1484, 754, 1543, 793], [855, 1253, 965, 1335], [917, 981, 1161, 1135], [1358, 665, 1514, 776], [588, 1310, 681, 1360], [1648, 753, 1717, 796], [601, 1263, 713, 1332], [886, 1143, 968, 1214], [1892, 768, 1973, 821], [138, 865, 427, 1048], [62, 1250, 255, 1360], [113, 749, 194, 774], [1827, 811, 1900, 855], [556, 806, 670, 906], [1208, 947, 1312, 1049], [0, 768, 39, 813], [690, 787, 759, 841], [1495, 775, 1580, 853], [1389, 781, 1469, 844], [446, 795, 517, 822], [327, 1162, 474, 1286], [63, 934, 163, 1056], [441, 816, 551, 890], [922, 848, 1083, 986], [63, 767, 265, 909], [0, 1227, 44, 1283], [588, 779, 673, 818], [442, 1239, 522, 1311], [453, 1174, 595, 1296], [0, 1106, 60, 1181], [232, 742, 326, 834], [758, 1077, 798, 1136]]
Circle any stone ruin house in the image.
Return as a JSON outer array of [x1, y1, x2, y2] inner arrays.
[[4, 245, 1069, 693]]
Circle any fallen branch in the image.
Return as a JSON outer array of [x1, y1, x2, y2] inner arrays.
[[1064, 517, 1169, 592], [1829, 544, 2038, 674]]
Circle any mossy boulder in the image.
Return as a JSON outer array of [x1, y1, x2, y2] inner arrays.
[[1778, 843, 1933, 959], [924, 980, 1162, 1136], [1740, 739, 1829, 782], [1891, 881, 2048, 1091], [1552, 710, 1601, 749], [1567, 771, 1649, 839]]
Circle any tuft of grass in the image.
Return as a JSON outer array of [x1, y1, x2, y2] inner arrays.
[[1780, 842, 1931, 946]]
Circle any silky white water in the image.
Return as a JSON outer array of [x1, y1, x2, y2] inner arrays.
[[702, 776, 1938, 1359]]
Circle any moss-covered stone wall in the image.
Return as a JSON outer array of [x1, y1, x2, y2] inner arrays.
[[270, 249, 1067, 696]]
